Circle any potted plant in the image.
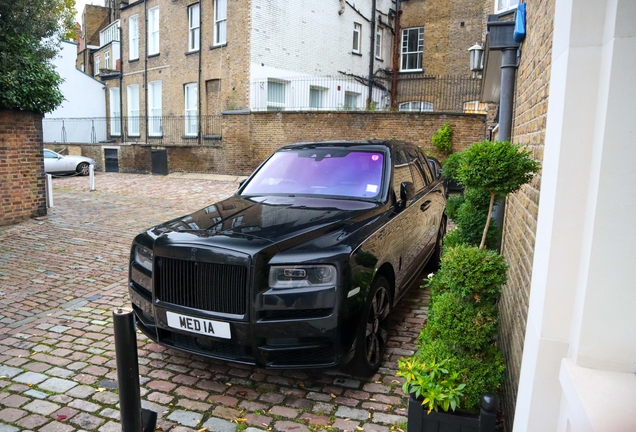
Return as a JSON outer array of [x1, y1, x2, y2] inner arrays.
[[399, 245, 507, 432], [399, 140, 540, 431]]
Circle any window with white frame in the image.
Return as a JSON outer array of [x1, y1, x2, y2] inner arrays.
[[352, 23, 362, 54], [81, 63, 85, 72], [214, 0, 227, 45], [495, 0, 519, 14], [375, 28, 383, 59], [95, 56, 100, 75], [109, 88, 121, 136], [148, 81, 162, 136], [309, 87, 324, 109], [129, 15, 139, 60], [127, 85, 140, 137], [401, 27, 424, 71], [188, 3, 200, 51], [184, 83, 198, 136], [267, 80, 285, 110], [104, 50, 110, 69], [344, 91, 359, 110], [398, 101, 433, 112], [148, 7, 160, 55]]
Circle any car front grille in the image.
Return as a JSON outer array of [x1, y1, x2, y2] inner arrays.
[[155, 257, 247, 315]]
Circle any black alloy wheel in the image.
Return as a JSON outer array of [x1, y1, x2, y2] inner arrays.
[[352, 276, 391, 375], [432, 216, 447, 266], [77, 162, 90, 176]]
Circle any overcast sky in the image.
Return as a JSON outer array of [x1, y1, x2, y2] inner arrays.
[[74, 0, 105, 24]]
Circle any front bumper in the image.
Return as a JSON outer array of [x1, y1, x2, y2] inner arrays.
[[129, 279, 355, 369]]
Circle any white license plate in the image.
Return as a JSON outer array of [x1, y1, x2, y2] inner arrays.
[[166, 311, 231, 339]]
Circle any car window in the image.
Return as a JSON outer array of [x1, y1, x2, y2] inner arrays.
[[44, 150, 57, 159], [392, 149, 413, 199], [405, 148, 430, 190], [241, 149, 385, 199], [416, 148, 435, 184]]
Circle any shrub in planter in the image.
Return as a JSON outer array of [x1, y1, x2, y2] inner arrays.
[[444, 189, 501, 250], [430, 244, 508, 302], [415, 336, 505, 411], [426, 291, 499, 351]]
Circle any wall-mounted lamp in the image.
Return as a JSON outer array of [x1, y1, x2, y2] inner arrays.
[[469, 44, 484, 72]]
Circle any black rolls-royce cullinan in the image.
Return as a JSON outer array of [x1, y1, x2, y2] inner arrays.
[[129, 140, 446, 375]]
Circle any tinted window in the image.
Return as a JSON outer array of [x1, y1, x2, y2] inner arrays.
[[44, 150, 57, 159], [405, 148, 430, 188], [241, 149, 385, 199], [392, 149, 413, 199], [416, 149, 435, 184]]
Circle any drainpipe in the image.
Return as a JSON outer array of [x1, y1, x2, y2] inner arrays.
[[390, 0, 401, 109], [486, 16, 520, 248], [144, 0, 148, 143], [198, 0, 203, 145], [119, 25, 123, 143], [367, 0, 377, 109]]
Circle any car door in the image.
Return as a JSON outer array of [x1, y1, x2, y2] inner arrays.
[[43, 150, 64, 173], [399, 147, 437, 287]]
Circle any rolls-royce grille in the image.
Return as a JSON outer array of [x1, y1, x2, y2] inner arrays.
[[156, 257, 247, 315]]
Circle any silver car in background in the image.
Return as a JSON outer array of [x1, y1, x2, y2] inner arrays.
[[44, 149, 95, 176]]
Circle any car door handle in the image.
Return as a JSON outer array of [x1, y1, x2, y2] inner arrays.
[[420, 200, 431, 211]]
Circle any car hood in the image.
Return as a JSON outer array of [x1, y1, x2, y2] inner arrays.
[[149, 195, 381, 252]]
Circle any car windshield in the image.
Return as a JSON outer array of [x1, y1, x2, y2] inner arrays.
[[241, 149, 385, 199]]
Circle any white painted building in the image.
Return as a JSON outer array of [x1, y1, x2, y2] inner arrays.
[[44, 40, 106, 143], [249, 0, 394, 111], [512, 0, 636, 430]]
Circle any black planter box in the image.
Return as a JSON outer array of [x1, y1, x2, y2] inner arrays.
[[407, 393, 498, 432]]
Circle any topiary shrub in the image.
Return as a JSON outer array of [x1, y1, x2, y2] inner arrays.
[[444, 194, 464, 220], [426, 290, 499, 351], [416, 337, 505, 411], [432, 122, 453, 154], [430, 244, 508, 302]]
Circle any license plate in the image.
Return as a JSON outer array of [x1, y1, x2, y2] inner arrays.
[[166, 311, 231, 339]]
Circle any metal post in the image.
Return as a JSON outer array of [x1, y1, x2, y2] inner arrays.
[[89, 165, 95, 191], [113, 308, 157, 432], [478, 393, 499, 432], [46, 174, 54, 208]]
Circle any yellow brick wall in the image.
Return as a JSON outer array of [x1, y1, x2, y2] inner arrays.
[[498, 1, 555, 429]]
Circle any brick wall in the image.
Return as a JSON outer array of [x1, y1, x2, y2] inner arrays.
[[399, 0, 484, 77], [0, 111, 47, 226], [46, 112, 486, 176], [498, 1, 555, 429]]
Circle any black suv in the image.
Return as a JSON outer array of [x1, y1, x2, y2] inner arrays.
[[129, 140, 446, 374]]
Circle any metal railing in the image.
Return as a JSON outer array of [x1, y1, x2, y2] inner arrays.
[[250, 74, 482, 113], [43, 115, 223, 145]]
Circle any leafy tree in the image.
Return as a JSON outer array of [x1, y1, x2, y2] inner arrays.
[[0, 0, 75, 112], [451, 140, 540, 249]]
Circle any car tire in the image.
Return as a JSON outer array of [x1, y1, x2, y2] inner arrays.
[[77, 162, 90, 176], [431, 217, 447, 266], [351, 276, 392, 376]]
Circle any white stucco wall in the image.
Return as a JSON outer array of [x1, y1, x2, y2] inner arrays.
[[44, 41, 106, 142], [249, 0, 393, 110]]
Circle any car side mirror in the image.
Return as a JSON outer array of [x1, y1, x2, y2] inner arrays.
[[57, 155, 63, 159], [400, 181, 415, 206]]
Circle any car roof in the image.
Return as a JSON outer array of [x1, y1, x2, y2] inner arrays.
[[278, 139, 414, 152]]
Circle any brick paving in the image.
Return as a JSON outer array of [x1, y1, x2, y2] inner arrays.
[[0, 172, 431, 432]]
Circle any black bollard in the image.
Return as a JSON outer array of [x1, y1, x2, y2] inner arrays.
[[113, 308, 157, 432]]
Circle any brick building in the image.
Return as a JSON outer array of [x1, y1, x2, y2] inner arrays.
[[480, 0, 636, 430]]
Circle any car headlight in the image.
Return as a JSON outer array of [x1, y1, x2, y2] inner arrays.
[[269, 265, 337, 289], [134, 245, 153, 272]]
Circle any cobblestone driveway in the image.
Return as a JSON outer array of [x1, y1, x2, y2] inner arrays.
[[0, 173, 429, 432]]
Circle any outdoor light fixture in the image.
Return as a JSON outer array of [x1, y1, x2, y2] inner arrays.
[[469, 44, 484, 72]]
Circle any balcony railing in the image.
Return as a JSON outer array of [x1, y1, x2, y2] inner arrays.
[[99, 20, 120, 47], [43, 115, 222, 145], [250, 74, 483, 114]]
